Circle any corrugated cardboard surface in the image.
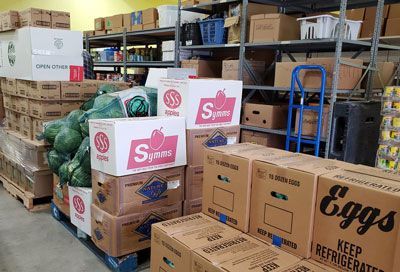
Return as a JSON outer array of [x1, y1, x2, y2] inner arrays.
[[53, 174, 70, 217], [241, 130, 285, 149], [312, 170, 400, 272], [185, 165, 203, 200], [222, 59, 265, 84], [92, 166, 184, 216], [388, 3, 400, 19], [183, 198, 202, 216], [181, 59, 222, 78], [294, 104, 329, 138], [242, 103, 288, 129], [385, 18, 400, 36], [274, 62, 307, 88], [91, 202, 182, 257]]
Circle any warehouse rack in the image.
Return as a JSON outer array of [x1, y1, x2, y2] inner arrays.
[[83, 27, 178, 81], [177, 0, 400, 157]]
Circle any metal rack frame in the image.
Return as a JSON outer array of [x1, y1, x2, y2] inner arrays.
[[178, 0, 400, 157], [84, 27, 178, 82]]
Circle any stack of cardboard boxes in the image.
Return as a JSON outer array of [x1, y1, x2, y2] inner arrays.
[[88, 116, 187, 257], [157, 78, 243, 216], [151, 143, 400, 271], [0, 8, 70, 32]]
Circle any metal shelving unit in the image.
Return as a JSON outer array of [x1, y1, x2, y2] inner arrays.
[[84, 27, 178, 81], [177, 0, 400, 157]]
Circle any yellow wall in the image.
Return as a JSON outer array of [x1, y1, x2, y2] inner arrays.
[[0, 0, 177, 31]]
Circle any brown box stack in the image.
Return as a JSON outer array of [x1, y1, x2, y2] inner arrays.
[[19, 8, 50, 28], [181, 59, 222, 78], [142, 8, 158, 30], [385, 4, 400, 36], [51, 10, 70, 30]]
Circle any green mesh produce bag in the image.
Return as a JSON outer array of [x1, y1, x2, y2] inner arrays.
[[80, 84, 121, 111], [54, 127, 82, 154], [47, 149, 70, 174]]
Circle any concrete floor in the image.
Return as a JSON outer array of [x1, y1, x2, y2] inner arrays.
[[0, 185, 149, 272]]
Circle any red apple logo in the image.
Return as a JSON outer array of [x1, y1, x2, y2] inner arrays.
[[150, 127, 165, 150], [214, 89, 226, 110], [94, 132, 110, 153], [73, 195, 85, 214], [163, 89, 182, 109]]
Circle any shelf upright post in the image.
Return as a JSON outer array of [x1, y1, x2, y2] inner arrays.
[[85, 34, 90, 51], [123, 28, 127, 82], [324, 0, 348, 158], [365, 0, 385, 100], [238, 0, 248, 80], [175, 0, 182, 68]]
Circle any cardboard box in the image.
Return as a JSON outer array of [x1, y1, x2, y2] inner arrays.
[[0, 27, 83, 81], [131, 24, 143, 31], [94, 17, 104, 30], [361, 19, 385, 38], [3, 94, 11, 109], [29, 81, 61, 100], [389, 3, 400, 19], [21, 115, 32, 141], [364, 62, 396, 89], [16, 79, 29, 97], [61, 82, 81, 100], [5, 110, 12, 130], [32, 118, 48, 142], [192, 233, 300, 271], [240, 130, 285, 149], [186, 126, 240, 166], [385, 18, 400, 36], [83, 30, 95, 37], [183, 198, 202, 216], [285, 260, 339, 271], [95, 30, 107, 36], [294, 104, 329, 138], [242, 103, 288, 129], [19, 97, 29, 115], [150, 213, 241, 272], [345, 8, 365, 20], [81, 80, 98, 99], [365, 5, 389, 19], [249, 155, 340, 258], [142, 8, 158, 24], [51, 11, 70, 29], [69, 186, 92, 236], [41, 9, 52, 28], [0, 97, 4, 120], [2, 11, 20, 31], [61, 102, 81, 116], [274, 62, 307, 88], [21, 135, 49, 169], [181, 59, 222, 78], [202, 144, 287, 232], [19, 8, 43, 27], [303, 58, 363, 90], [7, 78, 17, 95], [249, 13, 299, 43], [123, 13, 132, 28], [185, 165, 203, 200], [92, 202, 182, 257], [89, 117, 187, 176], [53, 174, 70, 217], [105, 14, 123, 30], [222, 59, 265, 85], [25, 168, 53, 198], [29, 100, 62, 119], [158, 78, 243, 129], [312, 169, 400, 272], [143, 22, 156, 30], [92, 166, 184, 216]]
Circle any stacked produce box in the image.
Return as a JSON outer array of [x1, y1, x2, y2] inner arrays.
[[157, 78, 243, 215]]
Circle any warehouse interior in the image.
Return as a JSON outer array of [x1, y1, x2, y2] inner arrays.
[[0, 0, 400, 272]]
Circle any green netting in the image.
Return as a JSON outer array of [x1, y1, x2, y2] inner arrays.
[[54, 127, 82, 154]]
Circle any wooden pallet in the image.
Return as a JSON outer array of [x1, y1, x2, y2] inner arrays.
[[0, 174, 51, 212]]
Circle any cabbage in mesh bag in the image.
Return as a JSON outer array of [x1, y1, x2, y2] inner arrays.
[[37, 118, 66, 144], [47, 149, 70, 174], [54, 127, 83, 154], [80, 84, 121, 111]]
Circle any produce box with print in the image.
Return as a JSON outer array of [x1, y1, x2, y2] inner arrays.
[[69, 186, 92, 236], [158, 78, 242, 129], [89, 117, 187, 176]]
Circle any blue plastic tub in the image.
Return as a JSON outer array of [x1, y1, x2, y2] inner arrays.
[[198, 18, 226, 45]]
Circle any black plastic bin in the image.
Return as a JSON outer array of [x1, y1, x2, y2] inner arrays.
[[328, 101, 381, 166], [181, 22, 202, 46]]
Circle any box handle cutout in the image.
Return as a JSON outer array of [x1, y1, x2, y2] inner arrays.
[[252, 110, 260, 115], [163, 257, 175, 268], [271, 191, 288, 201], [218, 175, 231, 183]]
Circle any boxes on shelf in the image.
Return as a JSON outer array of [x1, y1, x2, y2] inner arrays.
[[53, 174, 70, 217], [91, 202, 182, 257], [81, 80, 97, 100], [181, 59, 222, 78], [241, 130, 285, 149], [92, 166, 184, 216], [123, 13, 132, 30], [249, 155, 340, 258], [303, 58, 363, 90], [18, 8, 48, 28], [105, 14, 123, 30], [69, 186, 92, 236], [16, 79, 29, 97], [363, 62, 395, 89], [0, 27, 83, 81], [202, 144, 287, 232], [94, 17, 105, 30], [51, 11, 70, 30], [20, 115, 32, 139], [185, 165, 203, 201], [131, 11, 143, 25], [95, 30, 107, 36], [6, 78, 17, 95], [62, 102, 81, 116], [345, 8, 365, 20], [29, 81, 61, 100], [158, 78, 243, 129], [242, 103, 288, 129], [385, 18, 400, 36], [150, 213, 241, 272], [361, 18, 385, 38], [249, 13, 299, 43], [222, 59, 265, 85], [83, 30, 95, 37], [294, 104, 329, 138], [388, 3, 400, 19], [25, 168, 53, 198], [89, 117, 187, 177], [142, 8, 158, 25], [186, 125, 240, 166], [29, 100, 62, 119], [183, 197, 202, 215], [1, 11, 20, 31], [312, 169, 400, 272], [274, 61, 307, 88], [61, 82, 81, 100], [131, 24, 143, 32]]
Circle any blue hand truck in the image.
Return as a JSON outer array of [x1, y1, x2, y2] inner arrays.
[[285, 65, 327, 157]]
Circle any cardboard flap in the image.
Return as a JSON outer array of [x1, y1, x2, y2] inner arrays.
[[224, 16, 240, 28], [264, 13, 283, 19], [250, 14, 266, 20]]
